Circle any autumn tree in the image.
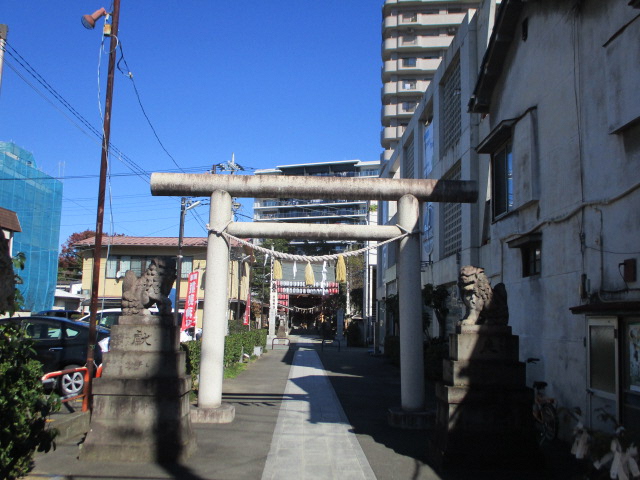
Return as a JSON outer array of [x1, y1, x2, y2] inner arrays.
[[57, 230, 95, 280]]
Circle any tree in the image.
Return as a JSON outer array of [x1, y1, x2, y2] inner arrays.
[[422, 283, 450, 339], [0, 324, 59, 479], [58, 230, 95, 280], [249, 239, 292, 305], [57, 230, 124, 281], [0, 237, 59, 479]]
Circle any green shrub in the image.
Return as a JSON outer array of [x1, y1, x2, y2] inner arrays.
[[180, 340, 201, 379], [0, 324, 59, 480], [181, 329, 268, 380]]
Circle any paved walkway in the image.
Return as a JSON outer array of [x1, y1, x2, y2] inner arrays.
[[25, 334, 580, 480], [262, 346, 375, 480]]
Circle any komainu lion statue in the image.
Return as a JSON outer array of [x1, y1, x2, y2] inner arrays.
[[458, 265, 509, 326], [122, 257, 176, 316]]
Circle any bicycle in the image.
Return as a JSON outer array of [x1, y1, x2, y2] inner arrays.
[[526, 357, 558, 445]]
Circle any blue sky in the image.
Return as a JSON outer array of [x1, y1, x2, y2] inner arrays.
[[1, 1, 384, 247]]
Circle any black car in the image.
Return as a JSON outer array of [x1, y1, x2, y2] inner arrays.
[[34, 309, 83, 320], [0, 316, 110, 396]]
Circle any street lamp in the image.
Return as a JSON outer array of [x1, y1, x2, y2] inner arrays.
[[81, 8, 107, 30], [174, 198, 201, 326]]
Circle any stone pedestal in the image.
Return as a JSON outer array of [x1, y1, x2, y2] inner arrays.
[[430, 325, 537, 469], [81, 314, 196, 463]]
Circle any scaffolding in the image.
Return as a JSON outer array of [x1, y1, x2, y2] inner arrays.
[[0, 142, 62, 312]]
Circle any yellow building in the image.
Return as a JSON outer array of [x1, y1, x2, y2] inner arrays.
[[74, 236, 253, 328]]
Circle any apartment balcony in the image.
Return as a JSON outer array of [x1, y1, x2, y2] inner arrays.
[[254, 199, 367, 210], [381, 126, 406, 147], [382, 35, 453, 58], [382, 102, 420, 123], [383, 12, 468, 31], [382, 79, 431, 100], [382, 58, 442, 80], [254, 208, 369, 222]]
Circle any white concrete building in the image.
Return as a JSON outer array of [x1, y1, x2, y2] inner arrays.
[[381, 0, 480, 162], [381, 0, 640, 438]]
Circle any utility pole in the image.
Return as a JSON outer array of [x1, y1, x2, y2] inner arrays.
[[0, 25, 8, 94], [85, 0, 120, 407], [175, 198, 201, 328], [174, 198, 186, 327]]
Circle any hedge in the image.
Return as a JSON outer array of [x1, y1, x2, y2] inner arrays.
[[181, 329, 268, 381]]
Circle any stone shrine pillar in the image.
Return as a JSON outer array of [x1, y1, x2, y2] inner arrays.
[[430, 266, 537, 469], [81, 313, 196, 462]]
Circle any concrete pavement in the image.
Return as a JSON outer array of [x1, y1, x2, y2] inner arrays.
[[26, 334, 580, 480]]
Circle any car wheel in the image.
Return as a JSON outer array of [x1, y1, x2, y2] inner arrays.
[[60, 364, 84, 397]]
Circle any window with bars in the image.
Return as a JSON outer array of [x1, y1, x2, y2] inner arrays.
[[403, 138, 415, 179], [441, 59, 461, 152], [442, 162, 462, 257]]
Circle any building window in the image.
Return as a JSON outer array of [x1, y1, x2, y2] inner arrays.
[[402, 101, 417, 113], [492, 140, 514, 219], [402, 34, 416, 45], [442, 162, 462, 258], [441, 59, 461, 152], [402, 79, 417, 90], [507, 234, 541, 277], [402, 12, 418, 22], [106, 255, 193, 279], [402, 57, 417, 68], [522, 242, 541, 277], [403, 137, 415, 179]]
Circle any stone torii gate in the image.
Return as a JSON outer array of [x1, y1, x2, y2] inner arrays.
[[150, 173, 477, 423]]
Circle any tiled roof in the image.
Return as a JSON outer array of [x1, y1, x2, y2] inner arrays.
[[74, 236, 244, 248], [0, 207, 21, 232]]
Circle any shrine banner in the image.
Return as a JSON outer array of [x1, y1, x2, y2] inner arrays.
[[181, 271, 199, 330], [243, 288, 251, 326]]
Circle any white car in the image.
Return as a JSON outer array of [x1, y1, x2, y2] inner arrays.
[[180, 326, 203, 342], [79, 308, 200, 342]]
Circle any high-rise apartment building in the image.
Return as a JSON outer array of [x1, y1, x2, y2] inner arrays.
[[253, 159, 380, 252], [381, 0, 479, 161]]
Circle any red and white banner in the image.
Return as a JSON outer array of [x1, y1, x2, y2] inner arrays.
[[243, 288, 251, 326], [181, 271, 199, 331]]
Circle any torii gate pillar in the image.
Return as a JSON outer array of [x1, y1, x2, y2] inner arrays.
[[397, 194, 425, 411], [191, 190, 235, 423]]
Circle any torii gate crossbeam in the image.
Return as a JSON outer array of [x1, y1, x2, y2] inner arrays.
[[150, 173, 477, 421]]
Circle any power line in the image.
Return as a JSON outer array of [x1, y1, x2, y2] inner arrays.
[[116, 42, 185, 173], [3, 41, 149, 182]]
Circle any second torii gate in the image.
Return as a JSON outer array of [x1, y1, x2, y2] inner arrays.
[[150, 172, 477, 422]]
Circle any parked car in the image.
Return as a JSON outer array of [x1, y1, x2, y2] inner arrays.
[[77, 308, 126, 329], [180, 326, 203, 342], [34, 309, 83, 320], [0, 316, 110, 396], [79, 308, 190, 333]]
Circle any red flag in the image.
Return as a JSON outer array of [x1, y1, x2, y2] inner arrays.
[[243, 287, 251, 326], [181, 271, 199, 330]]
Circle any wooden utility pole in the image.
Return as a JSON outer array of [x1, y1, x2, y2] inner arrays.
[[85, 0, 120, 408]]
